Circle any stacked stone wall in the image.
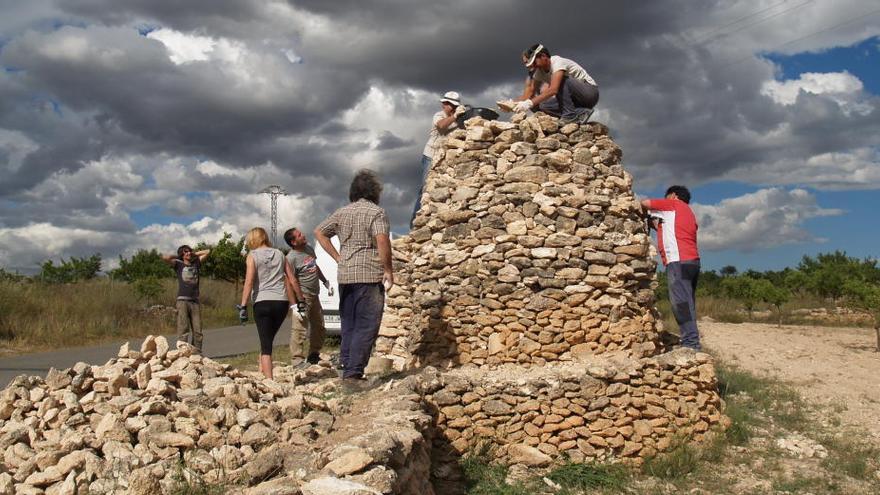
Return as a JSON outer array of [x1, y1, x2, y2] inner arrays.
[[417, 350, 726, 467], [375, 112, 727, 466], [378, 114, 660, 370]]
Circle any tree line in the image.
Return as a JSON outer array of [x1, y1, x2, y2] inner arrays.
[[0, 233, 247, 301], [657, 251, 879, 348]]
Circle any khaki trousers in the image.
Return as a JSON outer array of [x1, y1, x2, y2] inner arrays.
[[176, 299, 203, 352], [289, 293, 326, 359]]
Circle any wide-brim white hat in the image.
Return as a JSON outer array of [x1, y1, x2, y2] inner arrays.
[[440, 91, 461, 106]]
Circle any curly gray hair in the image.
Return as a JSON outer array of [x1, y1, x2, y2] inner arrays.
[[349, 169, 383, 204]]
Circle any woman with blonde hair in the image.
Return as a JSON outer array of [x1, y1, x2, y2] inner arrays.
[[238, 227, 304, 379]]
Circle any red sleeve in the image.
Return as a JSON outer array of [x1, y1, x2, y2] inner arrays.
[[647, 199, 677, 211]]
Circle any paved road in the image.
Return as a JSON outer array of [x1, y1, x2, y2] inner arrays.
[[0, 319, 297, 388]]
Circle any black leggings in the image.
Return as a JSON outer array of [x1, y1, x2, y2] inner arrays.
[[253, 300, 289, 355]]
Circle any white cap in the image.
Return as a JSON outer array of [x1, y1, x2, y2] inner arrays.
[[440, 91, 461, 106], [525, 44, 544, 67]]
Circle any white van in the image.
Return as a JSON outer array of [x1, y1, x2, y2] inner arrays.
[[315, 238, 341, 335]]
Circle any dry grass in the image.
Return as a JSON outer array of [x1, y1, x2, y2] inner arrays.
[[0, 278, 239, 354]]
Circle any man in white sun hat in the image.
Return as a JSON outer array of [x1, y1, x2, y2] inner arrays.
[[411, 90, 465, 228], [514, 43, 599, 124]]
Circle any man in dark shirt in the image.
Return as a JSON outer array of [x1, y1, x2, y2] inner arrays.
[[163, 245, 211, 352]]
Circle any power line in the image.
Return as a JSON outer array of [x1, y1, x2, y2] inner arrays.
[[689, 0, 793, 45], [695, 0, 816, 46], [714, 7, 880, 70]]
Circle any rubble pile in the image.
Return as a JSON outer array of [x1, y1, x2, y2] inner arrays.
[[0, 336, 433, 495]]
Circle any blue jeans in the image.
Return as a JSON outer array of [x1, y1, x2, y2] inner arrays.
[[410, 155, 431, 228], [538, 76, 599, 119], [339, 283, 385, 378], [667, 260, 701, 350]]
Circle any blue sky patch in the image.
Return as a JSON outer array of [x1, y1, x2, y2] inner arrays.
[[765, 35, 880, 95]]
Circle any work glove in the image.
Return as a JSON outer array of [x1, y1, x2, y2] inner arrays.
[[453, 104, 467, 117], [235, 304, 248, 325], [323, 280, 334, 297], [296, 301, 308, 317], [513, 99, 533, 113]]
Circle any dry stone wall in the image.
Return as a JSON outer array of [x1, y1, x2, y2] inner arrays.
[[375, 112, 727, 466], [418, 350, 726, 466], [377, 114, 660, 371]]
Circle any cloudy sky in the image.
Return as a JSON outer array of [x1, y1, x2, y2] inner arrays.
[[1, 0, 878, 274]]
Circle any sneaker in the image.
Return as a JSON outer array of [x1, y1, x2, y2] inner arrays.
[[330, 355, 344, 370], [293, 360, 311, 370]]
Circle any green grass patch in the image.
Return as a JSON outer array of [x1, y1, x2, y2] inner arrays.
[[460, 455, 534, 495], [820, 435, 880, 480], [545, 461, 629, 492], [641, 441, 701, 480], [714, 359, 809, 433], [771, 474, 840, 493]]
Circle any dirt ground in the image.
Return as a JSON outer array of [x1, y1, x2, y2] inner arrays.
[[700, 320, 880, 444]]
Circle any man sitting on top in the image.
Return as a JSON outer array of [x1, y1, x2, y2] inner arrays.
[[513, 43, 599, 124]]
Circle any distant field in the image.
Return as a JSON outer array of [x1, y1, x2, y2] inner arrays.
[[0, 278, 239, 354]]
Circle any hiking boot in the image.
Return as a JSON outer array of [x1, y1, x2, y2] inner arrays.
[[341, 375, 369, 393], [306, 352, 321, 364], [561, 108, 594, 124]]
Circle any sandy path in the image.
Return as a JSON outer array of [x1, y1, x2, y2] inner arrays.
[[700, 321, 880, 442]]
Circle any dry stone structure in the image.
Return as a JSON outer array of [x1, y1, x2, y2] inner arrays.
[[376, 112, 727, 466]]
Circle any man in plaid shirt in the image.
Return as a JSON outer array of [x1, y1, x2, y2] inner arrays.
[[315, 169, 393, 382]]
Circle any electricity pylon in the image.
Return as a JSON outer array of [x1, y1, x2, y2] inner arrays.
[[259, 185, 287, 247]]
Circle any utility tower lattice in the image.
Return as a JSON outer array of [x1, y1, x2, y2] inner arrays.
[[259, 185, 287, 247]]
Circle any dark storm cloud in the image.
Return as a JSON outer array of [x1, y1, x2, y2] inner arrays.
[[1, 0, 879, 271], [373, 131, 412, 151]]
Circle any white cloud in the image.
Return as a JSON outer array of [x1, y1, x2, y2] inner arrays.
[[761, 71, 872, 115], [693, 188, 844, 252], [723, 147, 880, 190], [146, 28, 216, 64]]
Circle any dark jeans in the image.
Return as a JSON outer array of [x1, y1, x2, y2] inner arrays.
[[410, 154, 431, 229], [538, 76, 599, 119], [667, 260, 701, 350], [339, 283, 385, 378], [254, 300, 289, 355]]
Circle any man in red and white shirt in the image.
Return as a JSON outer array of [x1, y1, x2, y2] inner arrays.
[[641, 185, 702, 350]]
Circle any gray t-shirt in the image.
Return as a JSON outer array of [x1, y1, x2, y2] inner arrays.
[[174, 257, 200, 301], [250, 248, 287, 303], [286, 245, 321, 297]]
